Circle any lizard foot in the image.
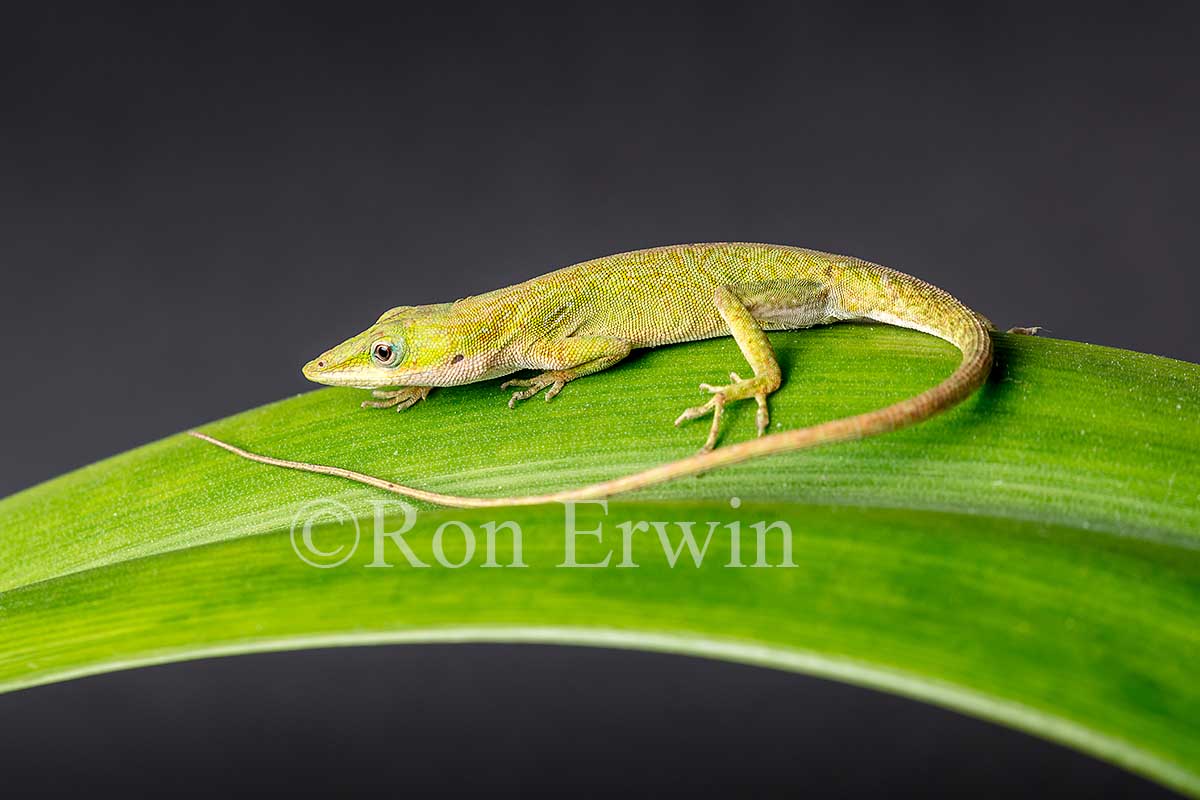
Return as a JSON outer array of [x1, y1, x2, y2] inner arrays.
[[1007, 326, 1044, 336], [502, 372, 569, 408], [361, 386, 431, 412], [674, 372, 772, 452]]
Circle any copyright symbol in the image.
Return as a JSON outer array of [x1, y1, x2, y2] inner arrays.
[[290, 498, 359, 568]]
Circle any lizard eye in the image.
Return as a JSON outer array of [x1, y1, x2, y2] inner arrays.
[[371, 341, 399, 366]]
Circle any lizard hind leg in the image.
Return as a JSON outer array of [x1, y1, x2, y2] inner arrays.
[[674, 286, 783, 452]]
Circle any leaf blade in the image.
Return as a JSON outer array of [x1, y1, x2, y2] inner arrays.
[[1, 328, 1198, 794]]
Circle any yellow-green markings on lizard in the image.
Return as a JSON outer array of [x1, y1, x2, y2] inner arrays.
[[190, 243, 1030, 507]]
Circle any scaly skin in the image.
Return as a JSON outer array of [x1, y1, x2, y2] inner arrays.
[[192, 243, 1008, 507]]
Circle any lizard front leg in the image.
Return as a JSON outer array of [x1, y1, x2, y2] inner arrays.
[[675, 286, 783, 451], [361, 386, 432, 411], [502, 336, 632, 407]]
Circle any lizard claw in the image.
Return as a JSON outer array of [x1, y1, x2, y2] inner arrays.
[[675, 373, 775, 451], [361, 386, 431, 411], [502, 374, 568, 407], [674, 390, 727, 452]]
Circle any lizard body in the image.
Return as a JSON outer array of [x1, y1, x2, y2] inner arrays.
[[192, 243, 1012, 507]]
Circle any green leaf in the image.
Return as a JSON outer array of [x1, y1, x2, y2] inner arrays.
[[1, 327, 1197, 795]]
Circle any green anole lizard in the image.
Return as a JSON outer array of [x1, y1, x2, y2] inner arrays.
[[191, 243, 1035, 507]]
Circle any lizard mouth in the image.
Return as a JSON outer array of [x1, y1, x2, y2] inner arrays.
[[302, 358, 358, 387], [301, 357, 398, 390]]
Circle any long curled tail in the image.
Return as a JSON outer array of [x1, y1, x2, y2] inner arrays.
[[189, 270, 994, 509]]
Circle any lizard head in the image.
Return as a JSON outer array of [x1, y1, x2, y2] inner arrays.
[[302, 304, 459, 389]]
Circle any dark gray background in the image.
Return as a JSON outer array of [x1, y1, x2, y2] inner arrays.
[[1, 3, 1195, 797]]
